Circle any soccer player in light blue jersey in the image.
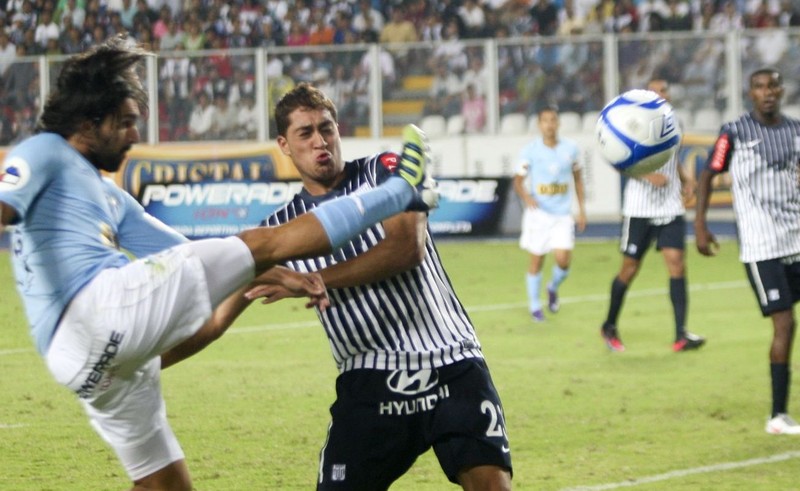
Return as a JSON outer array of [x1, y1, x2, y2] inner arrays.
[[0, 35, 435, 490], [513, 105, 586, 323]]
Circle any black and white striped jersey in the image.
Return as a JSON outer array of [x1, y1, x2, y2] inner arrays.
[[621, 152, 685, 219], [264, 153, 483, 373], [705, 112, 800, 262]]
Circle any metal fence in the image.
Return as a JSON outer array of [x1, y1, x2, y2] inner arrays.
[[2, 28, 800, 146]]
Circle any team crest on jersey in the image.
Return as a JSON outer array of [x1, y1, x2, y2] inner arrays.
[[0, 157, 30, 191], [379, 152, 399, 172]]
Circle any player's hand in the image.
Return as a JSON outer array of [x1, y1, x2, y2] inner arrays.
[[576, 212, 587, 233], [525, 195, 538, 209], [245, 270, 330, 310], [695, 226, 719, 256]]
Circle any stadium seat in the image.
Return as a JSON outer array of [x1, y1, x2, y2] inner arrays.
[[784, 104, 800, 120], [527, 115, 540, 134], [581, 111, 600, 133], [419, 115, 446, 138], [446, 114, 465, 135], [499, 113, 528, 135], [674, 108, 693, 131], [692, 108, 721, 132], [559, 111, 582, 133]]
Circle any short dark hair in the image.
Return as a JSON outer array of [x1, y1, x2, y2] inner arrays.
[[36, 34, 149, 137], [538, 104, 559, 117], [749, 67, 782, 87], [274, 82, 338, 137]]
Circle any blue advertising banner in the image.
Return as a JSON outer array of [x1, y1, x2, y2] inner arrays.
[[119, 144, 512, 239]]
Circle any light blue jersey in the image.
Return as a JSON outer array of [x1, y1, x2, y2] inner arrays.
[[0, 133, 187, 355], [514, 136, 579, 216]]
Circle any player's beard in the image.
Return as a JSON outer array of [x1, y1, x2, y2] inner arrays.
[[86, 132, 130, 173]]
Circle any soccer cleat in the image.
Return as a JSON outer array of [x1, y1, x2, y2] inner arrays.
[[531, 309, 545, 322], [601, 324, 625, 352], [398, 124, 438, 211], [673, 332, 706, 352], [547, 287, 560, 313], [765, 414, 800, 435]]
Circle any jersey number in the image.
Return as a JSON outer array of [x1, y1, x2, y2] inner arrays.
[[481, 400, 507, 438]]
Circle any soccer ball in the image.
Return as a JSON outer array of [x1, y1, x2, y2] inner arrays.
[[595, 89, 681, 176]]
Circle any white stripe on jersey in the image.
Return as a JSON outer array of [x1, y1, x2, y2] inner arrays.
[[719, 113, 800, 262], [265, 154, 483, 372], [622, 153, 685, 218]]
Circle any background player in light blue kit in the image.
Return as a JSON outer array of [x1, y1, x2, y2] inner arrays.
[[513, 105, 586, 323], [0, 35, 436, 491]]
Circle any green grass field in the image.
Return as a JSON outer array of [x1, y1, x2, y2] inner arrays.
[[2, 239, 799, 490]]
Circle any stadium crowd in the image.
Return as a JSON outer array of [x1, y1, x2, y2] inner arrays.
[[0, 0, 799, 143]]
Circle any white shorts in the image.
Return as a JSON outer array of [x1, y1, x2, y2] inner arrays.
[[519, 208, 575, 255], [45, 244, 214, 480]]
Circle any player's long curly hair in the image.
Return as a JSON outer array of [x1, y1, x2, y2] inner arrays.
[[36, 34, 149, 137], [274, 82, 338, 137]]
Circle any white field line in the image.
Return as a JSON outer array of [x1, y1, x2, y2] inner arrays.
[[560, 451, 800, 491], [0, 281, 749, 350]]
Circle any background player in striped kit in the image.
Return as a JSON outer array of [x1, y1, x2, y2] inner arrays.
[[600, 78, 706, 352], [513, 105, 587, 322], [695, 67, 800, 435], [250, 83, 512, 490]]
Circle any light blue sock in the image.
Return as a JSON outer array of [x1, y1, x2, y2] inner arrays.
[[310, 177, 411, 249], [549, 265, 569, 292], [526, 272, 542, 312]]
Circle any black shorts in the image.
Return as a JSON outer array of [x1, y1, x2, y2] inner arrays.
[[744, 256, 800, 316], [620, 216, 685, 260], [316, 358, 512, 490]]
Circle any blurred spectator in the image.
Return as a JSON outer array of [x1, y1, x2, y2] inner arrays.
[[308, 10, 335, 45], [183, 19, 205, 50], [352, 0, 384, 35], [778, 0, 800, 25], [661, 0, 693, 30], [188, 90, 217, 140], [462, 54, 488, 96], [746, 0, 777, 27], [693, 0, 717, 30], [152, 5, 171, 39], [131, 0, 155, 31], [358, 31, 396, 95], [752, 15, 787, 65], [4, 44, 36, 107], [709, 0, 744, 30], [420, 11, 444, 41], [228, 17, 249, 48], [332, 11, 357, 44], [211, 91, 238, 139], [34, 8, 60, 49], [426, 62, 463, 118], [0, 30, 17, 77], [558, 0, 587, 35], [458, 0, 487, 38], [56, 0, 85, 29], [681, 40, 721, 109], [461, 83, 486, 134], [285, 22, 309, 46], [159, 18, 184, 51], [431, 18, 467, 72], [530, 0, 559, 35], [380, 5, 417, 45], [115, 0, 137, 30], [235, 90, 258, 139]]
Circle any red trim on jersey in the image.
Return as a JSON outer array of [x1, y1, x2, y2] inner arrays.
[[380, 152, 399, 172], [709, 133, 731, 172]]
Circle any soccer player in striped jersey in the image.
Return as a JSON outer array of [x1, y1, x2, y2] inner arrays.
[[0, 37, 436, 490], [695, 67, 800, 435], [600, 78, 706, 352], [513, 105, 587, 322], [252, 83, 512, 490]]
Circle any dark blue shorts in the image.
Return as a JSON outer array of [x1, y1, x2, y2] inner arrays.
[[316, 358, 512, 490], [620, 215, 685, 260], [744, 256, 800, 316]]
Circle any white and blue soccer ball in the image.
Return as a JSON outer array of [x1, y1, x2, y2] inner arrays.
[[595, 89, 681, 176]]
